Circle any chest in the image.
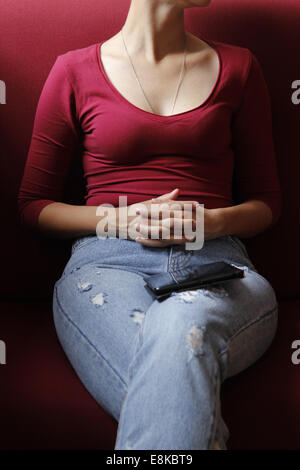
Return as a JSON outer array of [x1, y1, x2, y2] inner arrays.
[[98, 43, 221, 117], [80, 99, 233, 165]]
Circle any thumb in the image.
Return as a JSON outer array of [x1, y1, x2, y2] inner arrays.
[[151, 188, 180, 202]]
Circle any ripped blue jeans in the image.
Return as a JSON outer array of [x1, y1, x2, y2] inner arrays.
[[52, 234, 278, 450]]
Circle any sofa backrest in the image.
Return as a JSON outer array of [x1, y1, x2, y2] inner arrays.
[[1, 0, 299, 300]]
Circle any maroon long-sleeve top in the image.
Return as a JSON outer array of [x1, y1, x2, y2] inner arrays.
[[17, 39, 282, 230]]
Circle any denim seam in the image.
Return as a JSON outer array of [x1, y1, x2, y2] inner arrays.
[[167, 246, 174, 273], [218, 304, 278, 357], [207, 361, 222, 450], [114, 398, 126, 448], [71, 237, 98, 254], [53, 286, 128, 390]]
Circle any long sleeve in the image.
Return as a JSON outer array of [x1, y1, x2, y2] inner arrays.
[[17, 54, 80, 230], [231, 51, 282, 227]]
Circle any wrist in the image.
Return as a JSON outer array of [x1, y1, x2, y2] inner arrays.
[[115, 206, 140, 239], [209, 208, 228, 238]]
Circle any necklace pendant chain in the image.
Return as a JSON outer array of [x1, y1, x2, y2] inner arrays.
[[121, 28, 187, 116]]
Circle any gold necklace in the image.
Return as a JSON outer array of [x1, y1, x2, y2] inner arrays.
[[120, 28, 187, 116]]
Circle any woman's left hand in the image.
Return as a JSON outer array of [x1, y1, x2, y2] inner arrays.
[[135, 205, 225, 248]]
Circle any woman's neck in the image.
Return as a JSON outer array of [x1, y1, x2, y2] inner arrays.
[[121, 0, 186, 64]]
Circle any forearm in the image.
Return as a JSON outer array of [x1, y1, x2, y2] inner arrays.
[[37, 202, 105, 239], [37, 202, 139, 240], [212, 199, 274, 239]]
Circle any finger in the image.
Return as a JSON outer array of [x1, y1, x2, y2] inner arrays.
[[147, 199, 199, 207], [136, 219, 196, 240], [137, 201, 199, 219], [135, 237, 171, 247], [136, 236, 189, 247], [144, 208, 194, 221], [137, 222, 163, 239], [151, 188, 179, 202]]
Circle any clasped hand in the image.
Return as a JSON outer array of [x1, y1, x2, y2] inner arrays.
[[115, 188, 224, 247]]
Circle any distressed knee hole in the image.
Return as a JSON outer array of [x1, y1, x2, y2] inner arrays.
[[201, 285, 228, 298], [130, 310, 146, 326], [91, 292, 107, 307], [187, 325, 205, 356], [172, 290, 201, 303], [172, 285, 228, 303], [77, 281, 93, 292]]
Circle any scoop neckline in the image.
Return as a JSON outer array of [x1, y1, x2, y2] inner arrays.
[[95, 37, 223, 122]]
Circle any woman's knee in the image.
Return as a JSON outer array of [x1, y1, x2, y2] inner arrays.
[[141, 293, 226, 362], [223, 303, 278, 379], [141, 268, 278, 357]]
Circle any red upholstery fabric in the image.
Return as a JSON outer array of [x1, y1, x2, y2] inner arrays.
[[1, 299, 300, 450], [1, 0, 299, 449], [0, 301, 117, 450]]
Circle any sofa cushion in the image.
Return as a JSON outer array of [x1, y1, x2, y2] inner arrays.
[[0, 300, 117, 450], [1, 299, 299, 450]]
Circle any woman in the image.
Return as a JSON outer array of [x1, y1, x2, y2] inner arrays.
[[18, 0, 282, 450]]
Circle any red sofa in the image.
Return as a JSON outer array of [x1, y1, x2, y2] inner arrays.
[[1, 0, 300, 449]]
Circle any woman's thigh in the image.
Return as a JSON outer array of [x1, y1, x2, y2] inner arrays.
[[161, 234, 279, 381], [53, 264, 155, 421], [157, 267, 279, 382], [53, 233, 279, 419]]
